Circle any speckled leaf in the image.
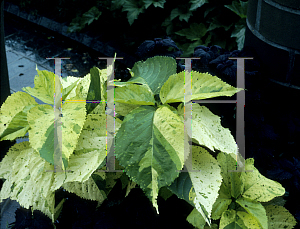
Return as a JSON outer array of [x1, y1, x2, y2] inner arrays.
[[115, 105, 185, 214], [219, 210, 240, 229], [217, 152, 244, 199], [86, 67, 102, 114], [74, 73, 91, 101], [115, 101, 140, 117], [0, 92, 38, 140], [51, 113, 122, 191], [236, 211, 261, 229], [177, 103, 238, 155], [265, 205, 297, 229], [0, 142, 57, 222], [241, 158, 285, 202], [236, 197, 268, 229], [61, 76, 82, 101], [60, 76, 81, 101], [27, 101, 86, 168], [186, 146, 222, 226], [160, 71, 243, 104], [22, 67, 59, 105], [211, 184, 232, 220], [62, 176, 107, 203], [168, 146, 222, 225]]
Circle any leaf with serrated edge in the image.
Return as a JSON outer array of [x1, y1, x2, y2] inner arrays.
[[0, 92, 38, 140], [236, 197, 268, 229], [122, 0, 145, 25], [186, 207, 207, 229], [51, 113, 122, 191], [186, 146, 222, 226], [143, 0, 166, 9], [27, 101, 86, 167], [160, 71, 243, 104], [22, 68, 59, 105], [114, 83, 156, 105], [219, 209, 238, 229], [190, 0, 208, 11], [61, 76, 81, 101], [115, 105, 185, 214], [0, 142, 56, 222], [62, 176, 107, 203], [175, 23, 207, 41], [241, 158, 285, 202], [211, 184, 232, 220], [131, 56, 177, 95], [178, 103, 238, 155], [265, 205, 297, 229], [236, 211, 261, 228]]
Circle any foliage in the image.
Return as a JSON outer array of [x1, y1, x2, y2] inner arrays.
[[11, 0, 249, 56], [0, 56, 296, 228], [56, 0, 248, 55]]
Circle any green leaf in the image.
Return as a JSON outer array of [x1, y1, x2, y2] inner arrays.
[[261, 196, 287, 207], [189, 0, 208, 11], [219, 210, 241, 229], [111, 0, 126, 10], [231, 21, 246, 50], [86, 67, 102, 114], [51, 112, 122, 192], [241, 158, 285, 202], [54, 198, 65, 222], [236, 197, 268, 229], [225, 0, 248, 19], [236, 211, 262, 228], [62, 176, 107, 203], [114, 101, 141, 117], [177, 104, 238, 155], [265, 205, 297, 229], [0, 142, 56, 223], [160, 71, 243, 104], [122, 0, 145, 25], [207, 17, 233, 32], [131, 56, 177, 95], [177, 40, 204, 57], [217, 152, 241, 193], [170, 8, 193, 22], [0, 92, 38, 141], [61, 77, 81, 102], [158, 186, 173, 201], [68, 6, 102, 32], [114, 83, 156, 105], [168, 146, 222, 226], [211, 184, 232, 220], [175, 23, 207, 41], [115, 105, 185, 214], [186, 208, 207, 229], [22, 67, 59, 105], [27, 101, 86, 167], [143, 0, 166, 9], [186, 146, 222, 226], [204, 5, 216, 18], [161, 16, 173, 35]]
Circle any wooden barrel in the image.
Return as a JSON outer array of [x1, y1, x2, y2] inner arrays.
[[244, 0, 300, 89]]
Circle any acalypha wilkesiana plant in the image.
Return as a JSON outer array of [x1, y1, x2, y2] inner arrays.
[[0, 56, 297, 228]]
